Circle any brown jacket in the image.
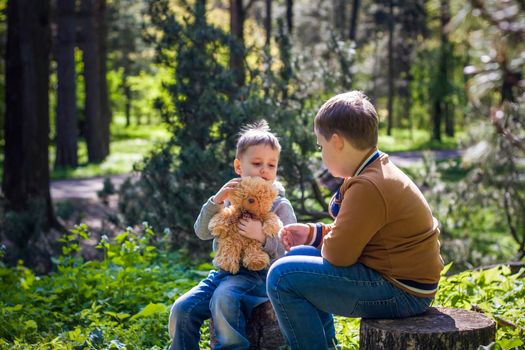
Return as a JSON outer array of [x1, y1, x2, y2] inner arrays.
[[309, 153, 444, 297]]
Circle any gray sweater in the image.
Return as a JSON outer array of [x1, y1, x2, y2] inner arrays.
[[194, 181, 296, 266]]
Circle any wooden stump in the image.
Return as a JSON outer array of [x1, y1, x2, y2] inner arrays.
[[210, 301, 285, 350], [360, 307, 496, 350]]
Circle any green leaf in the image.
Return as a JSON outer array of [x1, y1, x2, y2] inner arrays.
[[24, 320, 37, 330], [115, 232, 129, 243], [441, 261, 453, 276], [130, 303, 167, 321], [498, 338, 524, 350]]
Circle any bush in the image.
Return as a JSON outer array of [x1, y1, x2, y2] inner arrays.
[[1, 226, 523, 349]]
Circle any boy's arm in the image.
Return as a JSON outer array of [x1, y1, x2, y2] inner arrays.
[[194, 196, 223, 240], [264, 198, 297, 259], [320, 179, 386, 266]]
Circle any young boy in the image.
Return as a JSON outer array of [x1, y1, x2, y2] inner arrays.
[[168, 120, 296, 350], [267, 91, 444, 350]]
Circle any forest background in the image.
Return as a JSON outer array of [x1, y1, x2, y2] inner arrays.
[[0, 0, 524, 349]]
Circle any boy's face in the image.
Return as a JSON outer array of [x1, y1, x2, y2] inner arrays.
[[234, 144, 279, 182], [315, 128, 342, 177]]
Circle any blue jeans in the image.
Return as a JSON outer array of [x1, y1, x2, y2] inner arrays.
[[266, 246, 433, 350], [168, 268, 268, 350]]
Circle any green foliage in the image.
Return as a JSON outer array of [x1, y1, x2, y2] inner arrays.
[[407, 153, 521, 271], [0, 223, 210, 349], [2, 229, 522, 349], [435, 264, 525, 349], [118, 0, 276, 252]]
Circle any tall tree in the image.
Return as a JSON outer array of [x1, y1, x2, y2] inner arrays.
[[55, 0, 78, 168], [98, 0, 111, 156], [3, 0, 57, 265], [265, 0, 272, 47], [286, 0, 293, 34], [386, 0, 394, 135], [431, 0, 453, 141], [79, 0, 108, 163], [334, 0, 346, 39], [229, 0, 255, 87], [108, 0, 142, 127], [348, 0, 360, 41]]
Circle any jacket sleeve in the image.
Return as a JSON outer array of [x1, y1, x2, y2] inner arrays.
[[193, 196, 223, 240], [264, 197, 297, 260], [321, 179, 386, 266]]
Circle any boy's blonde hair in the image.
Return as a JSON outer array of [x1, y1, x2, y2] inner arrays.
[[314, 91, 378, 150], [236, 120, 281, 158]]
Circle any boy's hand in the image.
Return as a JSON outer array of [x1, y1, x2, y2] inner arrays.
[[238, 218, 265, 244], [213, 178, 242, 205], [279, 223, 310, 251]]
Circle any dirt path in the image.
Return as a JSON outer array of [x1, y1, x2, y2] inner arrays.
[[50, 173, 137, 252], [51, 173, 134, 200]]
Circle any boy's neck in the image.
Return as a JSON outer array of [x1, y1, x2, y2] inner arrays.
[[351, 147, 378, 177], [345, 147, 377, 177]]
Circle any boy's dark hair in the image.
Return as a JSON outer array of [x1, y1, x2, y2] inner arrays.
[[236, 120, 281, 158], [314, 91, 378, 150]]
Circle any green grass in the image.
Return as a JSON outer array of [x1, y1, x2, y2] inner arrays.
[[378, 128, 463, 153], [50, 116, 171, 180]]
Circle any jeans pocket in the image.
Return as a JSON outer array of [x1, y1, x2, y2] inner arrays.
[[352, 297, 399, 319]]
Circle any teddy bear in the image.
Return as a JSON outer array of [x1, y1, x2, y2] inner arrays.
[[208, 176, 283, 274]]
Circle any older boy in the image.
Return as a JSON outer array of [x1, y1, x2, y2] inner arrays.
[[267, 91, 444, 350], [168, 120, 296, 350]]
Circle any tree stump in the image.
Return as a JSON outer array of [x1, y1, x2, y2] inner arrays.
[[360, 307, 496, 350], [210, 301, 285, 350]]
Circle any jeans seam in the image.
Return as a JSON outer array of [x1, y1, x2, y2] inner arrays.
[[272, 273, 301, 349], [180, 295, 208, 350]]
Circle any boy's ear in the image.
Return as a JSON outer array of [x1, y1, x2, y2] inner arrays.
[[331, 133, 345, 150], [233, 159, 242, 175]]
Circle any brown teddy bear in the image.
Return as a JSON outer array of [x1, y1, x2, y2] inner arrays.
[[208, 176, 283, 274]]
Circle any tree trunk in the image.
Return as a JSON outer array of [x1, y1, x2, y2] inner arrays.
[[442, 0, 454, 137], [123, 74, 132, 127], [97, 0, 111, 157], [286, 0, 293, 34], [55, 0, 78, 168], [265, 0, 272, 48], [80, 0, 106, 163], [360, 307, 496, 350], [349, 0, 360, 42], [433, 0, 452, 141], [229, 0, 245, 87], [386, 0, 394, 136], [3, 0, 57, 267], [334, 0, 346, 39], [432, 100, 442, 141], [264, 0, 272, 98]]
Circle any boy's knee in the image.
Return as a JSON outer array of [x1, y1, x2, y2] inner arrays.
[[267, 258, 289, 294], [209, 289, 236, 312], [170, 298, 194, 320], [286, 245, 320, 257]]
